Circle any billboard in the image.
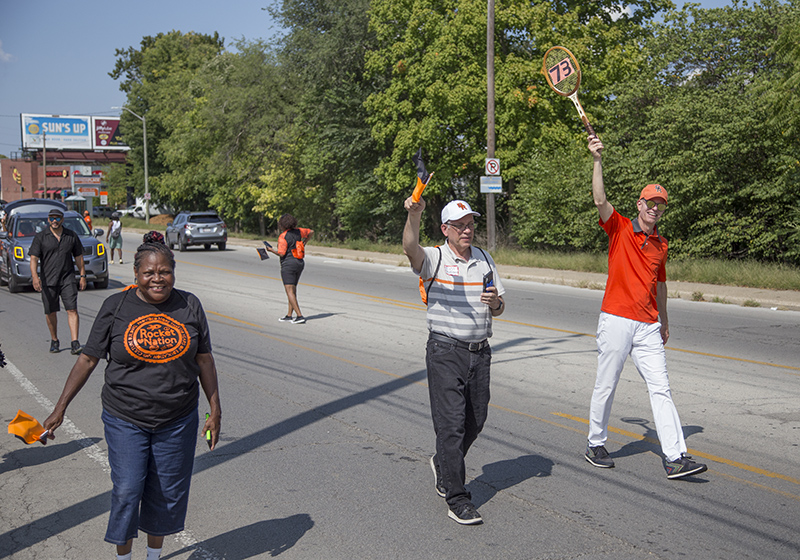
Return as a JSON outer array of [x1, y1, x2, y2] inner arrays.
[[21, 114, 92, 150], [92, 117, 129, 150], [20, 114, 130, 151]]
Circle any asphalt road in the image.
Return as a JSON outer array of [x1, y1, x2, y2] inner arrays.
[[1, 232, 799, 559]]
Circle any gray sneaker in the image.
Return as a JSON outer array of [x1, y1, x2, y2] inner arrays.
[[448, 503, 483, 525], [49, 339, 60, 353], [585, 444, 615, 468], [665, 454, 708, 479]]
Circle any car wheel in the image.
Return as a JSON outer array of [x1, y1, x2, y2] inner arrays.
[[0, 268, 7, 286], [167, 234, 174, 250], [179, 237, 187, 252], [218, 242, 226, 251], [8, 274, 23, 293], [203, 244, 211, 250], [94, 277, 109, 289]]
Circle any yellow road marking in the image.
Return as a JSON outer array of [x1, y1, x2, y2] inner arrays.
[[178, 257, 798, 374], [204, 308, 799, 499], [554, 412, 800, 489]]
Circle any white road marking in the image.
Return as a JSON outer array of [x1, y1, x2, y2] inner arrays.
[[5, 359, 222, 559]]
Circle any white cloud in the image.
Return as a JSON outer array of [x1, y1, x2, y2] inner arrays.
[[0, 40, 13, 63]]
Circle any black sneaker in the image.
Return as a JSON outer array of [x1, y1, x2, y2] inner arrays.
[[665, 454, 708, 479], [70, 340, 82, 355], [292, 316, 306, 324], [585, 444, 615, 468], [278, 316, 293, 322], [429, 455, 446, 498], [49, 339, 60, 353], [448, 503, 483, 525]]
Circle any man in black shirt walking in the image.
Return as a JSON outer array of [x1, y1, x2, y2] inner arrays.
[[29, 208, 87, 354]]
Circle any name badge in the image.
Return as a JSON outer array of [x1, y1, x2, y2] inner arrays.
[[444, 265, 460, 276]]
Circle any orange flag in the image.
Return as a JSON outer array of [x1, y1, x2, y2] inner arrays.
[[8, 410, 48, 444], [411, 148, 434, 203]]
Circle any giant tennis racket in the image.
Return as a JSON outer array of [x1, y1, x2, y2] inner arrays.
[[542, 46, 596, 136]]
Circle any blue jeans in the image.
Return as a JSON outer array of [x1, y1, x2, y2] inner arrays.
[[102, 409, 198, 545], [426, 335, 491, 508]]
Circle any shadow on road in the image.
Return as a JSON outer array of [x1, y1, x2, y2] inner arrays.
[[0, 437, 102, 476], [163, 514, 314, 559], [471, 454, 554, 508]]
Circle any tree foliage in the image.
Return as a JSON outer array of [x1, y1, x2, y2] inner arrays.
[[601, 0, 799, 261], [106, 1, 800, 263]]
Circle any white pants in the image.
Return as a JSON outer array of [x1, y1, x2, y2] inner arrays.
[[588, 312, 687, 461]]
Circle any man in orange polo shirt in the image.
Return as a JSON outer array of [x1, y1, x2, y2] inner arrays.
[[584, 134, 707, 479]]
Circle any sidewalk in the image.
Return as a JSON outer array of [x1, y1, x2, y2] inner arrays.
[[130, 228, 800, 312]]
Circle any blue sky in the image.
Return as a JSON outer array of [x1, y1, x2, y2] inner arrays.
[[0, 0, 737, 158]]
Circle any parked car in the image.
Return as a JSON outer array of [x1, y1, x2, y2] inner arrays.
[[0, 199, 109, 292], [92, 205, 114, 218], [165, 211, 227, 251]]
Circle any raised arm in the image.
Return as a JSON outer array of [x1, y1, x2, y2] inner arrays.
[[588, 135, 614, 224], [402, 196, 426, 272]]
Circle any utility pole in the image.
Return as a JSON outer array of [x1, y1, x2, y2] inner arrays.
[[42, 131, 47, 199], [486, 0, 496, 251]]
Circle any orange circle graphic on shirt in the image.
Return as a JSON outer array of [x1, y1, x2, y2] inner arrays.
[[124, 314, 190, 363]]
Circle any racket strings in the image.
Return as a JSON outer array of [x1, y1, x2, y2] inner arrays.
[[545, 50, 580, 94]]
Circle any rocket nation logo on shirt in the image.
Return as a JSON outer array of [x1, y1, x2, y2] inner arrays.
[[124, 314, 191, 363]]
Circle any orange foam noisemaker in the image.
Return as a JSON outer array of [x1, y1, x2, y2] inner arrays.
[[8, 409, 47, 444]]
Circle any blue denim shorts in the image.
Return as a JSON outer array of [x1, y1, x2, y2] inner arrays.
[[102, 408, 198, 545]]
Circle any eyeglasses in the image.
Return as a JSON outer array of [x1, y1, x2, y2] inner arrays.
[[642, 199, 667, 212], [48, 216, 63, 222], [446, 222, 476, 233]]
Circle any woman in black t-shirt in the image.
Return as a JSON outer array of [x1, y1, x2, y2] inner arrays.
[[43, 242, 222, 560], [265, 213, 314, 324]]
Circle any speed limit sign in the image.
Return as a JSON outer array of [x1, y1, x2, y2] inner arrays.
[[485, 158, 500, 176]]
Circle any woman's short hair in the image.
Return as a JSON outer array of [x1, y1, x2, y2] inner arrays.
[[278, 213, 297, 231], [134, 242, 176, 272]]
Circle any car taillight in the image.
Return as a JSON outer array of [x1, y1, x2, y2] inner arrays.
[[221, 222, 227, 229]]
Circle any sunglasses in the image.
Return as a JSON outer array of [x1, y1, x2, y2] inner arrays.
[[642, 199, 667, 212], [48, 216, 63, 222]]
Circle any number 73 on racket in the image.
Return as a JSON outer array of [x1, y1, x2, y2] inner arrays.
[[542, 46, 596, 137]]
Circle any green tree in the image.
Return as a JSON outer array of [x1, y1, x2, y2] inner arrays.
[[365, 0, 671, 238], [269, 0, 389, 239], [109, 31, 225, 207], [603, 0, 799, 263], [157, 41, 296, 231]]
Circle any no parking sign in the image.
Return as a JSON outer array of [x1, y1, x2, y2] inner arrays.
[[485, 158, 500, 176]]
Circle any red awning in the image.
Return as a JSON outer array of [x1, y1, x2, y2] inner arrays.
[[33, 189, 60, 194]]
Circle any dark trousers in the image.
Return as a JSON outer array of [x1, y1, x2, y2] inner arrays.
[[426, 335, 491, 507]]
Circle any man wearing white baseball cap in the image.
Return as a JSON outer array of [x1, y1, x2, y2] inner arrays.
[[403, 195, 505, 525]]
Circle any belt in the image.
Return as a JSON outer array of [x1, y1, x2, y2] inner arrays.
[[429, 332, 489, 352]]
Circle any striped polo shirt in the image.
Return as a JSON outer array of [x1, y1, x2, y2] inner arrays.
[[416, 241, 505, 342]]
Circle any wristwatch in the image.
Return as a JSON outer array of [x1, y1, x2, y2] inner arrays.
[[493, 298, 504, 311], [80, 274, 86, 278]]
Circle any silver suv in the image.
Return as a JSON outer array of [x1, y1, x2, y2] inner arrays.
[[165, 211, 228, 251]]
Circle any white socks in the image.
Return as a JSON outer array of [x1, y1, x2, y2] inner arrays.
[[115, 545, 161, 559]]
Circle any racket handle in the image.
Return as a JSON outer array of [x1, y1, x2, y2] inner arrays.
[[582, 118, 596, 137]]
